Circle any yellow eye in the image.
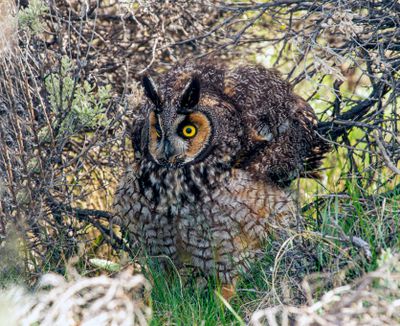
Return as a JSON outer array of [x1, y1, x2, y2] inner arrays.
[[181, 124, 197, 138]]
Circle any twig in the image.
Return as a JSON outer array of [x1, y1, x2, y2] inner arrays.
[[310, 231, 372, 261], [372, 131, 400, 175]]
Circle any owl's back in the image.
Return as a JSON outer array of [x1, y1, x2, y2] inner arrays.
[[222, 64, 327, 185]]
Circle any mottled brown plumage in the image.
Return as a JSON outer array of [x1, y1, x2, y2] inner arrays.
[[113, 61, 327, 297]]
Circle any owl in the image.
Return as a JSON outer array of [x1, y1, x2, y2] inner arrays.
[[113, 61, 327, 298]]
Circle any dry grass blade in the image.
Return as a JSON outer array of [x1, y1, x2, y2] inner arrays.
[[0, 267, 151, 326]]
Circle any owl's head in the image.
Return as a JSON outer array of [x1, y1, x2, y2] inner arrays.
[[140, 71, 242, 168]]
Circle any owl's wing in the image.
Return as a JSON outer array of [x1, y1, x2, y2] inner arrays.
[[225, 65, 328, 186], [254, 95, 328, 185]]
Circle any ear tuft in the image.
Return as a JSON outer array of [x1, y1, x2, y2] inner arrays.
[[180, 77, 201, 111], [142, 75, 162, 111]]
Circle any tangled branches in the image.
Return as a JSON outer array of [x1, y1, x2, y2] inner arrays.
[[42, 0, 222, 93], [0, 0, 399, 282], [202, 0, 400, 194], [39, 0, 400, 193], [0, 0, 225, 279]]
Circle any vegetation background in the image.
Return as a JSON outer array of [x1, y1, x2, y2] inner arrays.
[[0, 0, 399, 325]]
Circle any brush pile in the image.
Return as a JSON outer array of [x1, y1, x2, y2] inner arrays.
[[251, 252, 400, 326], [0, 267, 151, 326]]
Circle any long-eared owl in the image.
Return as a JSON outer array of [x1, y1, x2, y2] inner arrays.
[[113, 61, 327, 297]]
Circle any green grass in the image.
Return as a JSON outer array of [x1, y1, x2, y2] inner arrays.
[[147, 268, 240, 325], [142, 243, 280, 325]]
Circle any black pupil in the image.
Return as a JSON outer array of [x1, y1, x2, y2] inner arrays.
[[186, 127, 192, 134]]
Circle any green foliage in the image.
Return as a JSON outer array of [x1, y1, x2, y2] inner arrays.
[[18, 0, 48, 34], [45, 56, 112, 135]]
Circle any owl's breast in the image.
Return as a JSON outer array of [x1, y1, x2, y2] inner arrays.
[[114, 162, 296, 276], [172, 168, 295, 278]]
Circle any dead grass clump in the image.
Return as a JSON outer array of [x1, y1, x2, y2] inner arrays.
[[251, 251, 400, 326], [0, 267, 151, 326], [0, 0, 18, 53]]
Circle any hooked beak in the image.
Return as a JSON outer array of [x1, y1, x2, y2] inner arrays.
[[158, 138, 182, 167], [163, 139, 175, 160]]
